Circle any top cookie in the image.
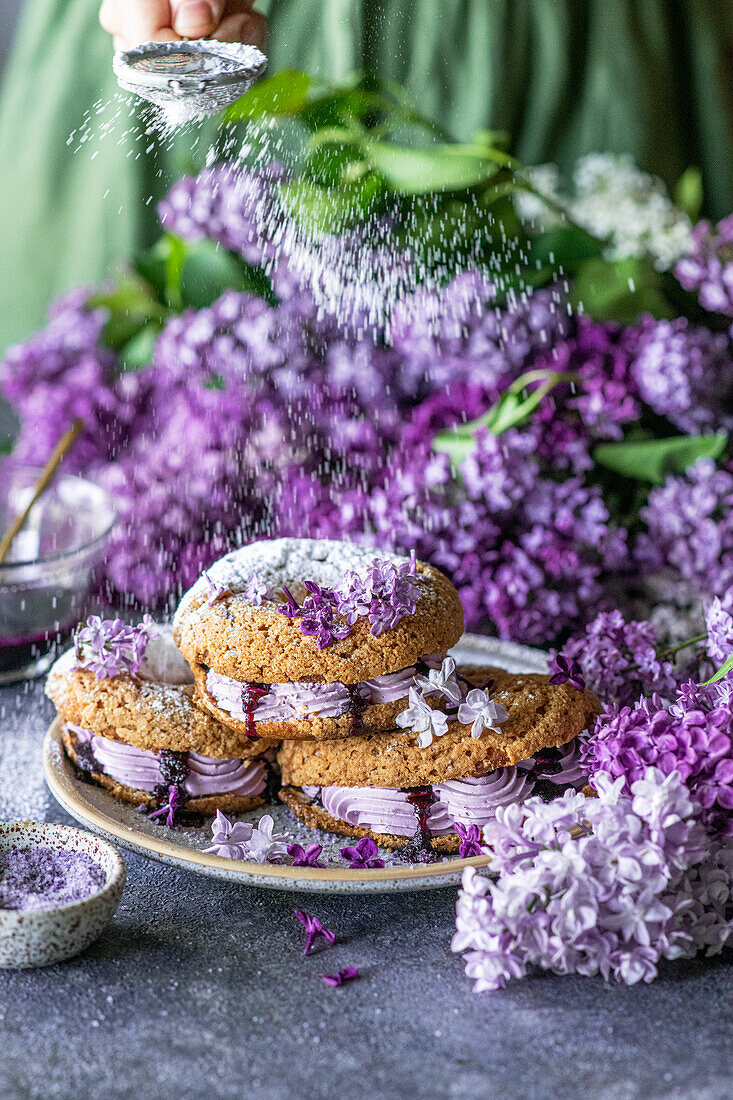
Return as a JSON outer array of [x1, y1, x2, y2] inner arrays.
[[173, 538, 463, 684]]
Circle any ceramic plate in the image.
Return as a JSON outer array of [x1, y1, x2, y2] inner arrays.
[[44, 634, 547, 894]]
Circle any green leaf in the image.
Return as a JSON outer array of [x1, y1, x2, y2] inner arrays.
[[704, 654, 733, 685], [594, 434, 728, 485], [571, 256, 675, 324], [87, 273, 167, 351], [674, 167, 703, 221], [361, 141, 500, 194], [0, 436, 13, 456], [223, 71, 311, 122], [279, 175, 387, 234], [118, 322, 161, 372], [527, 226, 605, 271]]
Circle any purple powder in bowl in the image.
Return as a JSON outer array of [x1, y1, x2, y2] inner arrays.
[[0, 847, 106, 911]]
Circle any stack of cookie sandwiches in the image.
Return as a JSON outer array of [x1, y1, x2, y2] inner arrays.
[[46, 621, 274, 820], [174, 538, 599, 859]]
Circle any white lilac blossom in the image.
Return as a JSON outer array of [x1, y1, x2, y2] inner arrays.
[[516, 154, 693, 270], [396, 687, 449, 748], [414, 656, 462, 706], [457, 689, 509, 740], [452, 768, 731, 990], [73, 615, 159, 680]]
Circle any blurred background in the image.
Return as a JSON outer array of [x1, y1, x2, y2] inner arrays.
[[0, 1, 20, 69]]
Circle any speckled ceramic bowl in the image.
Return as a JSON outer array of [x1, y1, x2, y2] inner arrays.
[[0, 822, 126, 968]]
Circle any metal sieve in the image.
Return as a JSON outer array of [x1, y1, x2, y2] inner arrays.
[[113, 39, 267, 119]]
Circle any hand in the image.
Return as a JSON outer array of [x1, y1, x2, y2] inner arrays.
[[100, 1, 267, 51]]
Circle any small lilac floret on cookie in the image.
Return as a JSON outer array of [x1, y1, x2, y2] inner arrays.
[[457, 689, 509, 739], [334, 555, 421, 637], [396, 687, 449, 748], [321, 967, 359, 987], [548, 654, 586, 691], [73, 614, 159, 680], [277, 586, 301, 618], [294, 909, 336, 955], [202, 569, 230, 608], [415, 656, 462, 706], [243, 572, 269, 607], [339, 837, 385, 869]]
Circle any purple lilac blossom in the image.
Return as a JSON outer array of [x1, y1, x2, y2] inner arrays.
[[455, 823, 484, 858], [339, 837, 386, 870], [287, 843, 326, 868], [675, 215, 733, 317], [551, 610, 679, 706], [321, 967, 359, 987], [631, 317, 733, 435], [581, 686, 733, 838], [636, 460, 733, 599], [73, 615, 158, 679], [294, 910, 337, 955], [452, 769, 726, 990]]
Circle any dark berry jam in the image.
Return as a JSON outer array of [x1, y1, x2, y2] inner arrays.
[[158, 750, 189, 787], [241, 682, 267, 738], [398, 786, 438, 863], [345, 683, 367, 736]]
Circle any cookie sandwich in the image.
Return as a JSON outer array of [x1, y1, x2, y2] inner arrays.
[[46, 618, 274, 817], [278, 666, 599, 855], [174, 538, 464, 742]]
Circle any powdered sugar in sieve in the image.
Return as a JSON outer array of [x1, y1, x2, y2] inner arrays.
[[113, 39, 267, 124]]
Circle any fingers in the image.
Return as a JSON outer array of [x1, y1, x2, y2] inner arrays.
[[170, 0, 225, 38], [101, 0, 181, 48], [213, 4, 267, 49]]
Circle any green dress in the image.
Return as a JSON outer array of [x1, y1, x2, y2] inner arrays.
[[0, 0, 730, 351]]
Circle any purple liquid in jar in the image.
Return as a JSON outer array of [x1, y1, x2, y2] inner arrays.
[[0, 585, 81, 676]]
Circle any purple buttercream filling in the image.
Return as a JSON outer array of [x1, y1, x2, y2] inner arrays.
[[305, 741, 586, 836], [66, 725, 266, 798], [205, 654, 444, 724]]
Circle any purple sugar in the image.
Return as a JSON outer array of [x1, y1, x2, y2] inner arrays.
[[0, 847, 106, 911]]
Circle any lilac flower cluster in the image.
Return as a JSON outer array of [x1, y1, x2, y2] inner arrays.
[[675, 215, 733, 317], [636, 460, 733, 599], [631, 317, 733, 436], [203, 811, 288, 862], [73, 615, 158, 679], [276, 581, 351, 649], [550, 610, 679, 706], [453, 769, 733, 990], [3, 160, 733, 636], [582, 685, 733, 837], [334, 557, 420, 636]]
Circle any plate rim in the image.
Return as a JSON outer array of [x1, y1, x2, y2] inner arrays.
[[43, 632, 548, 893]]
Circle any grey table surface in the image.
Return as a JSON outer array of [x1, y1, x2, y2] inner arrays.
[[1, 681, 732, 1100]]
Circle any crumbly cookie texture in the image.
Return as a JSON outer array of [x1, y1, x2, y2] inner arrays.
[[277, 669, 600, 787], [280, 787, 461, 853], [62, 726, 265, 814], [46, 656, 275, 759], [193, 662, 413, 741], [173, 538, 463, 683]]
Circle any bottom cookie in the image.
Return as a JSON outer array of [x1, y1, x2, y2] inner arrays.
[[63, 725, 268, 815], [280, 786, 462, 853]]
